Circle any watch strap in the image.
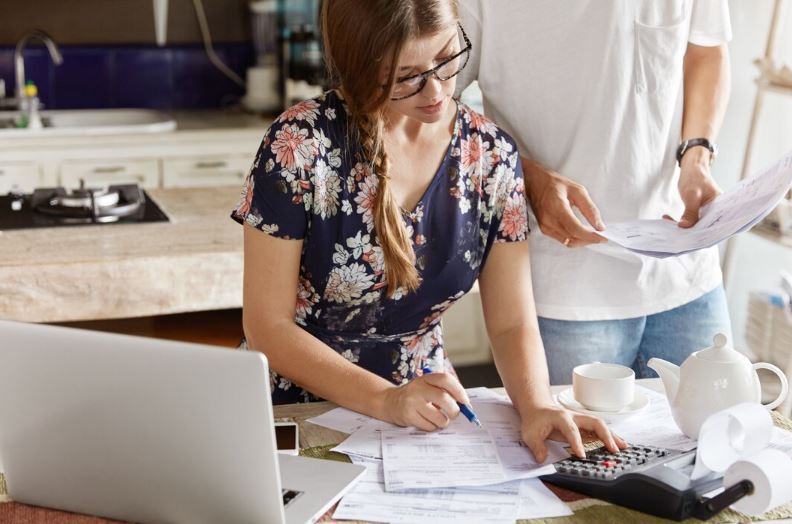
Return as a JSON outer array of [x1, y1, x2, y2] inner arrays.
[[677, 138, 717, 167]]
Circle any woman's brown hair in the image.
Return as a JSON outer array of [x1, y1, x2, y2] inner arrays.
[[321, 0, 459, 297]]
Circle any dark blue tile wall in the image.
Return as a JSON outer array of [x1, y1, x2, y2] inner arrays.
[[0, 43, 254, 110]]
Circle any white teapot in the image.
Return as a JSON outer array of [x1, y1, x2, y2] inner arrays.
[[648, 334, 789, 439]]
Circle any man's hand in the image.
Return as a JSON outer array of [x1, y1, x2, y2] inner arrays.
[[523, 158, 607, 248], [677, 147, 722, 228]]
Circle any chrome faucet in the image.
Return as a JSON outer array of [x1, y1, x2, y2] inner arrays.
[[6, 30, 63, 108]]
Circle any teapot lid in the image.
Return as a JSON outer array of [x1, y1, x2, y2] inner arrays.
[[695, 333, 744, 363]]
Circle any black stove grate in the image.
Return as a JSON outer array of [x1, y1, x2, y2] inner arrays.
[[0, 188, 170, 231]]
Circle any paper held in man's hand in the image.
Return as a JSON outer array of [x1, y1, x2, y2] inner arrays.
[[599, 150, 792, 258]]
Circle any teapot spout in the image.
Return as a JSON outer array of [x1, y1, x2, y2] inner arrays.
[[647, 357, 680, 404]]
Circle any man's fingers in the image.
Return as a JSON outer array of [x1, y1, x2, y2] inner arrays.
[[537, 221, 569, 245], [556, 206, 606, 244], [540, 214, 603, 247], [568, 185, 606, 231], [678, 206, 701, 228]]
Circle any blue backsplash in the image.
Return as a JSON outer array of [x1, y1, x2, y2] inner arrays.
[[0, 43, 255, 110]]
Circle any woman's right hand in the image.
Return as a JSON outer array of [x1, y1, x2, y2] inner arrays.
[[381, 372, 470, 431]]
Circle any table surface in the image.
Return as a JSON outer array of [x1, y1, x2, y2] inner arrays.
[[275, 379, 665, 449], [3, 379, 791, 523]]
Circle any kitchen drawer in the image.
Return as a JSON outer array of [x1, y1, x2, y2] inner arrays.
[[59, 159, 160, 189], [162, 155, 251, 188], [0, 163, 42, 194]]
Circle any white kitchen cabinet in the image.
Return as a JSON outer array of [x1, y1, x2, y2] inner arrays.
[[0, 162, 43, 194], [59, 158, 160, 189], [162, 155, 251, 188], [442, 284, 493, 366]]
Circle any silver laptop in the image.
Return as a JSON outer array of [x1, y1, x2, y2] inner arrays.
[[0, 319, 365, 524]]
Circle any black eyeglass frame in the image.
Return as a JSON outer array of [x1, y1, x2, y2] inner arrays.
[[389, 23, 472, 101]]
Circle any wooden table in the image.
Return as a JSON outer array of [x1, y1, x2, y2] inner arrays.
[[3, 379, 791, 523]]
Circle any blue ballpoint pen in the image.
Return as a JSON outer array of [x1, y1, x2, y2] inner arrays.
[[421, 367, 482, 427]]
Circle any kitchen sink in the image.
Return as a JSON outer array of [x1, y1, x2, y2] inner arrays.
[[0, 109, 177, 137]]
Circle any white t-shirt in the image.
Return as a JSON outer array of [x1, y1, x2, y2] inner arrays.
[[457, 0, 732, 321]]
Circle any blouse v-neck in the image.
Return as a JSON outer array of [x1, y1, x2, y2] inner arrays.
[[393, 100, 462, 218]]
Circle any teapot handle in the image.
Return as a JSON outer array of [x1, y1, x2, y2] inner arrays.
[[753, 362, 789, 411]]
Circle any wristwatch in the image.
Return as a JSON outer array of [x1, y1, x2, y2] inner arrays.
[[676, 138, 718, 167]]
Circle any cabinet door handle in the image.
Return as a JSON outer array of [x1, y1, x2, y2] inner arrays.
[[195, 160, 228, 169], [93, 166, 126, 174]]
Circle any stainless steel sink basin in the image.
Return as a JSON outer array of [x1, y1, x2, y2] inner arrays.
[[0, 109, 177, 137]]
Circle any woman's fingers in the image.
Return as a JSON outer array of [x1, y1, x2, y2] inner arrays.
[[521, 431, 549, 464], [410, 412, 439, 432], [574, 414, 621, 453], [417, 403, 450, 430], [553, 413, 587, 458], [422, 372, 469, 405], [424, 387, 461, 419]]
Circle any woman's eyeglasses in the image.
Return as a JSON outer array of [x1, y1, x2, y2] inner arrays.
[[390, 24, 472, 101]]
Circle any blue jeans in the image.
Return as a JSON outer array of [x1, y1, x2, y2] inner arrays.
[[539, 287, 732, 385]]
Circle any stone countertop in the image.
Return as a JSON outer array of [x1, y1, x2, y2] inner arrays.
[[0, 186, 244, 323], [0, 109, 274, 151]]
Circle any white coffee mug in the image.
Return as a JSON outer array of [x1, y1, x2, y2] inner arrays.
[[572, 362, 635, 412]]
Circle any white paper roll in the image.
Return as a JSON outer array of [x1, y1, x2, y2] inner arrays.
[[723, 448, 792, 515], [692, 402, 774, 480]]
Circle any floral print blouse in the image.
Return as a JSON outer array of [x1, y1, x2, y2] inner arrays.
[[232, 90, 529, 404]]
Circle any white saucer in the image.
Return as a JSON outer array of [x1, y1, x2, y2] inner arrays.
[[557, 387, 650, 422]]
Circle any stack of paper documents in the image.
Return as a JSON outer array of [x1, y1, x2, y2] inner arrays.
[[307, 385, 792, 523], [601, 150, 792, 257], [308, 388, 571, 523]]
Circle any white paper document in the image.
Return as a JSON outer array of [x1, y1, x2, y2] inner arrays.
[[333, 456, 521, 524], [331, 392, 563, 484], [334, 456, 571, 524], [306, 406, 393, 435], [601, 149, 792, 258], [331, 419, 394, 460], [473, 398, 565, 480], [382, 425, 507, 491], [608, 387, 698, 451]]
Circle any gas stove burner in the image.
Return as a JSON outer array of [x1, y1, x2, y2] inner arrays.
[[32, 184, 145, 222], [0, 184, 169, 231], [52, 186, 121, 209]]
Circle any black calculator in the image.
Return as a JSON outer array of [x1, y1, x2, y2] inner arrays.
[[540, 444, 752, 521]]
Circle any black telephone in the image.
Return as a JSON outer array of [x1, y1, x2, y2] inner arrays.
[[540, 443, 754, 521]]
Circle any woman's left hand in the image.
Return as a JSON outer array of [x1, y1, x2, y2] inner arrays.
[[519, 403, 628, 463]]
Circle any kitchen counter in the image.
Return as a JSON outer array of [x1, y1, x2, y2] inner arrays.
[[0, 109, 273, 152], [0, 187, 244, 323]]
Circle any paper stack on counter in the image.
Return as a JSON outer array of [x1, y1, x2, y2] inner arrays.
[[306, 388, 571, 523], [307, 385, 792, 523], [600, 150, 792, 258]]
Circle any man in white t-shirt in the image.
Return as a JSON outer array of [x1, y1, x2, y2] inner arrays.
[[456, 0, 733, 384]]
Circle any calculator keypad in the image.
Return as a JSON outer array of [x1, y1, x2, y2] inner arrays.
[[554, 445, 669, 479]]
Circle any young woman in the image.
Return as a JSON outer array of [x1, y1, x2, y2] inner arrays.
[[232, 0, 625, 461]]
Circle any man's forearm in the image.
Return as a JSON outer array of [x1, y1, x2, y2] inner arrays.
[[681, 43, 731, 142]]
